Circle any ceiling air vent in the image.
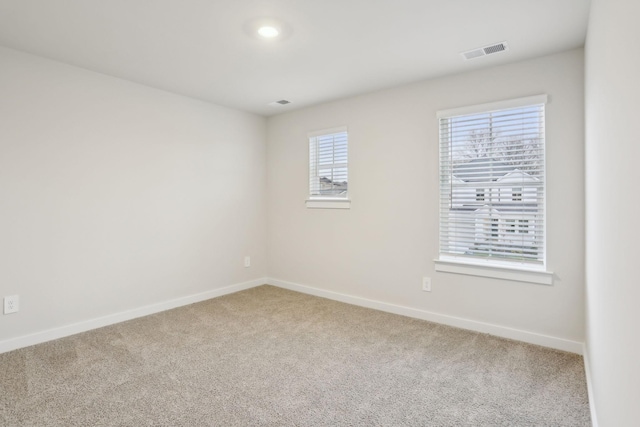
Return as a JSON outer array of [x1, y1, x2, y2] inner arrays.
[[461, 41, 508, 61], [269, 99, 292, 107]]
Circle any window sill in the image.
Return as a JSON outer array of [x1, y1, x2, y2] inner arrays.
[[433, 258, 553, 285], [305, 198, 351, 209]]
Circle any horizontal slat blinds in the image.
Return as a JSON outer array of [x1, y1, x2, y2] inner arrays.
[[439, 99, 546, 266], [309, 130, 348, 198]]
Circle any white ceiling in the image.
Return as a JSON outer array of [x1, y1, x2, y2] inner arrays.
[[0, 0, 591, 116]]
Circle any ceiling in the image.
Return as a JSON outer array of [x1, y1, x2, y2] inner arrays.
[[0, 0, 591, 116]]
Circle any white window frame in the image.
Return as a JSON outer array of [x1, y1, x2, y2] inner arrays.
[[433, 95, 553, 285], [306, 126, 351, 209]]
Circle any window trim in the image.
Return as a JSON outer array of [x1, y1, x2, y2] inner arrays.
[[434, 257, 553, 285], [436, 94, 548, 119], [306, 126, 350, 209], [305, 198, 351, 209], [435, 94, 551, 283]]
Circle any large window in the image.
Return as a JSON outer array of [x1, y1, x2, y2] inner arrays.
[[437, 95, 547, 271], [306, 127, 350, 209]]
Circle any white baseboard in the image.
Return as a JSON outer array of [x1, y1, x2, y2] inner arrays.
[[267, 277, 584, 354], [1, 277, 585, 357], [582, 343, 599, 427], [0, 277, 267, 354]]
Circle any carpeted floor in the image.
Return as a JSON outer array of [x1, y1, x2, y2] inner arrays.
[[0, 285, 590, 426]]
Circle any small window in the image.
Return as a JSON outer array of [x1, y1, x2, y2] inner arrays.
[[490, 218, 499, 238], [512, 187, 522, 202], [306, 127, 350, 209]]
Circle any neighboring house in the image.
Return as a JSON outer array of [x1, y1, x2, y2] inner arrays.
[[318, 176, 348, 196], [448, 158, 541, 256]]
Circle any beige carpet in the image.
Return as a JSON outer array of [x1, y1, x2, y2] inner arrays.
[[1, 285, 590, 426]]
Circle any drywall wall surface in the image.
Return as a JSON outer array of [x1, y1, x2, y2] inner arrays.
[[267, 49, 585, 343], [0, 47, 267, 341], [585, 0, 640, 425]]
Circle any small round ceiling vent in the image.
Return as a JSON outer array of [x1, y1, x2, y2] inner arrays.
[[268, 100, 292, 107]]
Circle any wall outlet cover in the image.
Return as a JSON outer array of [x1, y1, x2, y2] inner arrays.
[[4, 295, 20, 314], [422, 277, 432, 292]]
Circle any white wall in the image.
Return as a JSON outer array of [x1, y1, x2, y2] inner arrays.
[[0, 47, 267, 343], [267, 49, 585, 347], [585, 0, 640, 425]]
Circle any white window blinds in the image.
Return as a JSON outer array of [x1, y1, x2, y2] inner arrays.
[[309, 128, 348, 199], [438, 95, 546, 267]]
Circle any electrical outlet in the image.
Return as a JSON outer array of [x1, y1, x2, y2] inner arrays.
[[4, 295, 19, 314], [422, 277, 431, 292], [244, 256, 251, 268]]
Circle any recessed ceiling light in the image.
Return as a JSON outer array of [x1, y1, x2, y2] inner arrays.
[[244, 17, 291, 41], [258, 26, 279, 38]]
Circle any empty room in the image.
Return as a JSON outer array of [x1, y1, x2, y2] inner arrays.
[[0, 0, 637, 426]]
